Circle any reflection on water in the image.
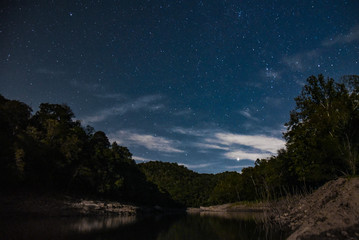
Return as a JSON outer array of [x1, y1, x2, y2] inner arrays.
[[157, 212, 287, 240], [0, 212, 288, 240], [0, 215, 138, 240], [193, 210, 267, 221], [70, 215, 137, 232]]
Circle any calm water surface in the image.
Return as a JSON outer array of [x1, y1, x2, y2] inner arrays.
[[1, 212, 288, 239]]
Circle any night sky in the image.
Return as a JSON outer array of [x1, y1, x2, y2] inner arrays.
[[1, 1, 358, 173]]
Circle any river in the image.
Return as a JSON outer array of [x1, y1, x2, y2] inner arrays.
[[0, 212, 288, 239]]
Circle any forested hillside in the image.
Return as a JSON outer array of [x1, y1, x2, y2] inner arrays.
[[138, 161, 217, 207], [139, 162, 256, 207], [0, 95, 174, 206]]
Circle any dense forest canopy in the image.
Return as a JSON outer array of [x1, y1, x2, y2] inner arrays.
[[0, 95, 174, 205], [138, 161, 218, 207], [0, 74, 358, 207]]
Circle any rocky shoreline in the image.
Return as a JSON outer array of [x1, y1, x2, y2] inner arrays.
[[0, 191, 184, 217], [0, 191, 141, 217]]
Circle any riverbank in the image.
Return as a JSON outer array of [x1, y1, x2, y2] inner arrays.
[[0, 190, 182, 217], [271, 177, 359, 240], [187, 177, 359, 239], [2, 177, 359, 239], [186, 202, 270, 222], [187, 201, 268, 213]]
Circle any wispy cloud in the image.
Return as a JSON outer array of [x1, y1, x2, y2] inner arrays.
[[282, 24, 359, 74], [94, 93, 125, 100], [194, 143, 229, 151], [173, 127, 285, 161], [282, 55, 303, 71], [109, 130, 184, 153], [322, 24, 359, 46], [239, 108, 260, 122], [282, 49, 320, 71], [81, 95, 163, 124], [172, 127, 209, 137], [178, 162, 213, 169], [212, 132, 285, 154], [133, 155, 156, 162]]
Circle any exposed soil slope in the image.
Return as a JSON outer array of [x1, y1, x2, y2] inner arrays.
[[273, 177, 359, 240]]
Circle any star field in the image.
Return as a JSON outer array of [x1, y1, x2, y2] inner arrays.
[[1, 0, 358, 173]]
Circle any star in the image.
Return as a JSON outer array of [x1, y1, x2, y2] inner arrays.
[[0, 1, 358, 173]]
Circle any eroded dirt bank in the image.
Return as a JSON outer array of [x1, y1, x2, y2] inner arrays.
[[272, 177, 359, 240]]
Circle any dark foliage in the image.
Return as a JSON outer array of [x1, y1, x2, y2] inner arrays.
[[139, 161, 218, 207], [232, 74, 359, 200], [0, 96, 174, 206]]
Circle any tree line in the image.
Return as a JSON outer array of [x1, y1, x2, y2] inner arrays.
[[0, 96, 174, 205], [140, 74, 359, 206], [1, 74, 358, 207]]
